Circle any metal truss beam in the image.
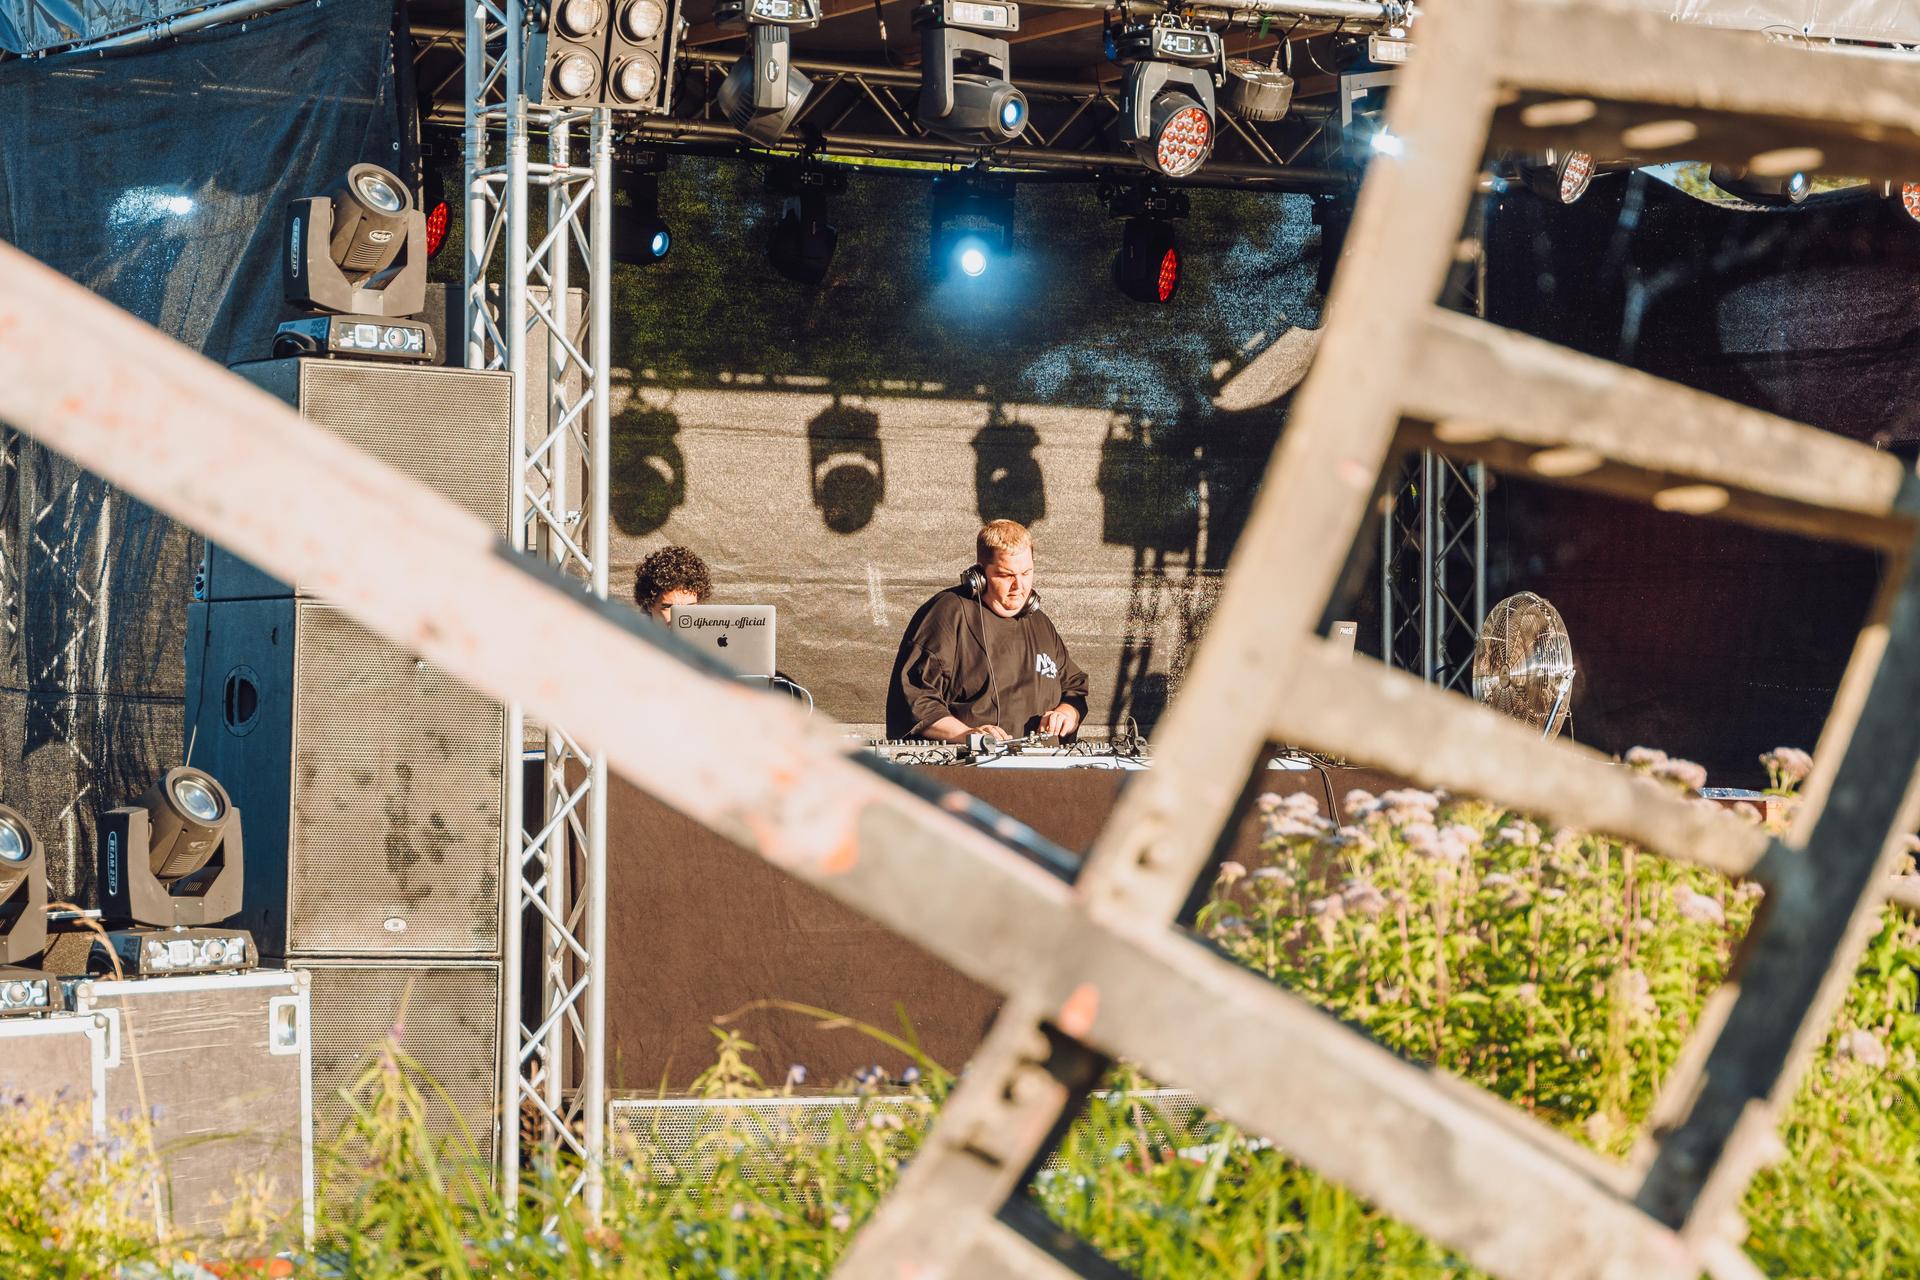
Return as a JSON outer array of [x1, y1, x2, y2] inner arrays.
[[463, 0, 613, 1212], [416, 26, 1347, 189]]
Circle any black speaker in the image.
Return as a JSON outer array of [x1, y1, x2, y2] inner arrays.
[[186, 599, 505, 957], [203, 359, 513, 602], [291, 958, 501, 1164]]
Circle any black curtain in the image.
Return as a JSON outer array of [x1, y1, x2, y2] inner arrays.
[[0, 0, 408, 899]]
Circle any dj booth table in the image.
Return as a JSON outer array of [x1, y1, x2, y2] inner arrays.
[[603, 759, 1400, 1092]]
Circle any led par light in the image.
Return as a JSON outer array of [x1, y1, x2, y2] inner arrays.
[[1522, 148, 1596, 205], [915, 0, 1027, 147], [930, 173, 1013, 280], [0, 805, 47, 967], [530, 0, 678, 111], [1117, 23, 1222, 180], [98, 767, 244, 930], [612, 164, 673, 265], [716, 0, 821, 146]]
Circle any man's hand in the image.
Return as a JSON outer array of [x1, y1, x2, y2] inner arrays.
[[976, 723, 1014, 742], [1038, 704, 1081, 738]]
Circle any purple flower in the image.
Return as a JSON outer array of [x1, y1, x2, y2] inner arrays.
[[900, 1065, 920, 1085]]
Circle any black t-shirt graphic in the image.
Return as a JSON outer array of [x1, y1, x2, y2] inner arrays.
[[886, 587, 1090, 739]]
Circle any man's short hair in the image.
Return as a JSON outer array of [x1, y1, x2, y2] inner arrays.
[[635, 545, 712, 611], [976, 519, 1032, 566]]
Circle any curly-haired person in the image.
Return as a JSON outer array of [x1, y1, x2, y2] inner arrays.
[[634, 546, 712, 624]]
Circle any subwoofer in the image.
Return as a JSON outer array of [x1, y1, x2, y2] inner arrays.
[[186, 599, 504, 957], [202, 359, 512, 601], [291, 958, 501, 1164]]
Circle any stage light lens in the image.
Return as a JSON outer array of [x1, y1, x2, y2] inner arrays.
[[1558, 151, 1595, 204], [999, 96, 1025, 132], [167, 938, 195, 966], [224, 937, 249, 963], [1369, 126, 1403, 158], [0, 819, 26, 864], [1154, 103, 1211, 178], [620, 0, 666, 40], [958, 244, 988, 277], [558, 0, 604, 36], [424, 201, 449, 257], [1156, 247, 1178, 302], [612, 54, 659, 103], [173, 776, 223, 823], [650, 229, 670, 258], [554, 51, 598, 98], [2, 981, 27, 1005], [354, 172, 405, 214], [1904, 183, 1920, 223], [1786, 171, 1809, 203]]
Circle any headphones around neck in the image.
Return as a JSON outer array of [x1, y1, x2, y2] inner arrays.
[[962, 565, 1039, 618]]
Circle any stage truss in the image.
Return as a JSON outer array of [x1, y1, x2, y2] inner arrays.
[[10, 5, 1920, 1275], [461, 0, 614, 1212]]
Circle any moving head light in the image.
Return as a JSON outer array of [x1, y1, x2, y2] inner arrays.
[[95, 768, 255, 978], [716, 0, 822, 146], [1117, 21, 1222, 180], [916, 0, 1027, 147], [0, 805, 46, 968], [277, 162, 435, 363]]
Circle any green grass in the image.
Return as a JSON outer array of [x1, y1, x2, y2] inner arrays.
[[8, 748, 1919, 1277]]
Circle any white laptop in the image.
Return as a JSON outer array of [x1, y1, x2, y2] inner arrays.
[[668, 604, 776, 677]]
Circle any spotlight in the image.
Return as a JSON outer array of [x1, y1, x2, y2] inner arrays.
[[716, 0, 821, 146], [1521, 148, 1595, 205], [1224, 55, 1293, 123], [278, 162, 435, 361], [930, 172, 1013, 281], [915, 0, 1027, 147], [530, 0, 679, 111], [1117, 22, 1222, 180], [0, 805, 46, 968], [1709, 164, 1810, 206], [1902, 182, 1920, 223], [98, 767, 244, 930], [766, 164, 844, 285], [612, 162, 673, 266], [1105, 184, 1188, 304], [421, 164, 451, 259]]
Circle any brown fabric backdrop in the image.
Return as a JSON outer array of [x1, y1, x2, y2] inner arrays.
[[603, 761, 1401, 1092]]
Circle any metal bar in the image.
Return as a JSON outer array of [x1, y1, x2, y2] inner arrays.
[[44, 0, 302, 54], [615, 115, 1348, 190], [1420, 449, 1436, 683]]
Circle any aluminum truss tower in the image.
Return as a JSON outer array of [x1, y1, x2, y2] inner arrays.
[[1380, 451, 1485, 691], [463, 1, 613, 1211]]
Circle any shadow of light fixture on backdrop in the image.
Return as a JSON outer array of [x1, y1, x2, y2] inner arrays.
[[611, 402, 687, 535], [971, 411, 1045, 527], [807, 400, 885, 534]]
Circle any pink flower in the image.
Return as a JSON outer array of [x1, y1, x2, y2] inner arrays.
[[1839, 1028, 1888, 1069], [1653, 757, 1709, 792], [1672, 885, 1726, 926], [1761, 747, 1813, 785], [1624, 746, 1668, 768], [1340, 879, 1387, 917], [1216, 860, 1247, 887], [1343, 789, 1378, 817]]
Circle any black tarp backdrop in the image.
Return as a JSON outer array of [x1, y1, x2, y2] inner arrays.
[[0, 0, 407, 900], [1483, 175, 1920, 784]]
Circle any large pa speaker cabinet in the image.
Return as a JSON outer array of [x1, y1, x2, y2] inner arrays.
[[186, 598, 505, 957], [291, 959, 501, 1166], [203, 359, 512, 601]]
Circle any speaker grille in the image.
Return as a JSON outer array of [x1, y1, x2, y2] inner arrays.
[[295, 362, 510, 533], [287, 603, 504, 955], [297, 961, 500, 1164]]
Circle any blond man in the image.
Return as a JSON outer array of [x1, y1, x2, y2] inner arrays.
[[887, 520, 1088, 742]]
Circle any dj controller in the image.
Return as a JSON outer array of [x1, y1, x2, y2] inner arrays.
[[861, 733, 1153, 770]]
